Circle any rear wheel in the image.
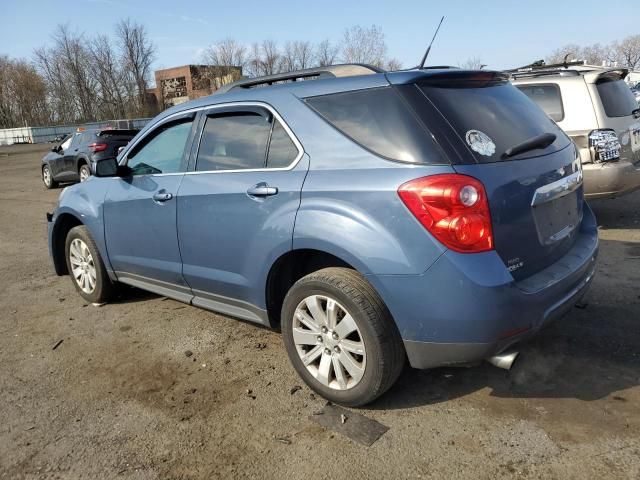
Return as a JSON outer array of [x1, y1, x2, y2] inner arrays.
[[65, 226, 115, 303], [42, 164, 58, 189], [281, 267, 405, 406], [79, 164, 91, 182]]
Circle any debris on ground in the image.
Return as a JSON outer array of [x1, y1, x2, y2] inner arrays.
[[274, 437, 291, 445], [255, 342, 267, 350], [52, 339, 64, 350], [290, 385, 302, 395], [184, 350, 193, 358], [310, 404, 389, 446]]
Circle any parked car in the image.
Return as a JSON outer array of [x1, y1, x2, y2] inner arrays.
[[510, 62, 640, 199], [47, 64, 598, 406], [41, 128, 138, 189]]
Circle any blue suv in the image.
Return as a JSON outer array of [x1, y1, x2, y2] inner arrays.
[[47, 64, 598, 406]]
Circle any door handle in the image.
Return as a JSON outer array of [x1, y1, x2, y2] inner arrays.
[[246, 185, 278, 197], [152, 192, 173, 202]]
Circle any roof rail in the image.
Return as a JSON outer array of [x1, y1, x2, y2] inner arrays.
[[504, 59, 586, 74], [214, 63, 384, 94]]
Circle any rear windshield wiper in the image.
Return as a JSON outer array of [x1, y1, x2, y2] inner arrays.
[[502, 133, 556, 159]]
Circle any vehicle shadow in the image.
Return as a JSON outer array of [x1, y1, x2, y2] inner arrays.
[[589, 192, 640, 231], [372, 237, 640, 410], [109, 285, 161, 304]]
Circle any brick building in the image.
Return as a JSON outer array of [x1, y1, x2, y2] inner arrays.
[[153, 65, 242, 109]]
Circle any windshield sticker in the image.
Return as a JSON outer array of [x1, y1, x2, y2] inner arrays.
[[465, 130, 496, 157]]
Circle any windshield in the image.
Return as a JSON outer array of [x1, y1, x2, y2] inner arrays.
[[417, 81, 570, 163]]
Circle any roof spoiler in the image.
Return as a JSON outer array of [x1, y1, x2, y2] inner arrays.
[[416, 70, 510, 86]]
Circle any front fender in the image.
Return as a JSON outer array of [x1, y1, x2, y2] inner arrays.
[[50, 179, 113, 274]]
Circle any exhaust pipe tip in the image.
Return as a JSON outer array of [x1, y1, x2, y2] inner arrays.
[[487, 351, 519, 370]]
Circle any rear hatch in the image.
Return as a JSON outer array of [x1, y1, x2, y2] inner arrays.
[[98, 129, 138, 157], [586, 70, 640, 165], [392, 70, 582, 280]]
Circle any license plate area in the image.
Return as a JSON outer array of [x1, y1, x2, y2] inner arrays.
[[532, 190, 581, 245]]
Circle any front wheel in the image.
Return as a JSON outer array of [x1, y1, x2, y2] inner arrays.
[[65, 226, 116, 303], [79, 164, 91, 182], [281, 267, 405, 407], [42, 164, 58, 189]]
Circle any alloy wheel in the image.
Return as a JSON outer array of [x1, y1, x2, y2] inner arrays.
[[69, 238, 97, 294], [79, 166, 90, 182], [293, 295, 366, 390], [43, 166, 51, 187]]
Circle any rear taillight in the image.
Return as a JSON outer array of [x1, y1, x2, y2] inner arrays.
[[89, 142, 108, 153], [398, 174, 493, 253], [588, 129, 620, 162]]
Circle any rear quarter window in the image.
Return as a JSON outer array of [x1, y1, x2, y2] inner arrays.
[[305, 86, 445, 165], [515, 84, 564, 122], [596, 77, 638, 118]]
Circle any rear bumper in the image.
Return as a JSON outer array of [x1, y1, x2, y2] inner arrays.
[[366, 204, 598, 369], [583, 160, 640, 199]]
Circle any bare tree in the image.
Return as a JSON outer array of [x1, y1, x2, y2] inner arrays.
[[294, 41, 314, 70], [546, 43, 614, 67], [0, 56, 50, 128], [341, 25, 387, 68], [116, 19, 156, 116], [88, 34, 127, 118], [201, 38, 246, 88], [613, 35, 640, 70], [34, 25, 96, 123], [261, 40, 281, 76], [459, 56, 485, 70], [316, 39, 339, 67], [385, 58, 403, 71], [280, 41, 298, 73]]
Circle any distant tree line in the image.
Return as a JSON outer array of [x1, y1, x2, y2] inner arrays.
[[200, 25, 402, 87], [1, 19, 155, 129], [545, 34, 640, 69], [0, 22, 401, 129]]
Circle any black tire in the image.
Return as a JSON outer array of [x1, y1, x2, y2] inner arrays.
[[65, 225, 116, 304], [79, 164, 91, 182], [281, 267, 405, 407], [42, 164, 58, 189]]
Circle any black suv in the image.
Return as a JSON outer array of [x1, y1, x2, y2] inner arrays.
[[41, 129, 138, 188]]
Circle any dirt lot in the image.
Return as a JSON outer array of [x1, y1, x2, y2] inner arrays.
[[0, 144, 639, 479]]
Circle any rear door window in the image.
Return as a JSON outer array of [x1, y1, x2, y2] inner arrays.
[[196, 109, 300, 171], [515, 84, 564, 122], [416, 80, 570, 163], [305, 87, 444, 164], [596, 77, 638, 118]]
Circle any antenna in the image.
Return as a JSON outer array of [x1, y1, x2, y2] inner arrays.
[[419, 16, 445, 69]]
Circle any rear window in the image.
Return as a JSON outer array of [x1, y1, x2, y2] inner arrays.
[[596, 77, 638, 118], [515, 84, 564, 122], [305, 87, 444, 164], [417, 80, 570, 163]]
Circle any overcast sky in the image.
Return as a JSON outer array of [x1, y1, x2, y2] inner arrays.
[[3, 0, 638, 71]]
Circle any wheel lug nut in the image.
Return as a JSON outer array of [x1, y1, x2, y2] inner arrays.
[[334, 346, 341, 353], [321, 326, 328, 334], [324, 348, 332, 355], [317, 336, 322, 343], [332, 332, 339, 340]]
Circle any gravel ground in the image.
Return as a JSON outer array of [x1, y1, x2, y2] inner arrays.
[[1, 144, 639, 479]]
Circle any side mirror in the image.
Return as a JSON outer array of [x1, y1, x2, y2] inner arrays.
[[51, 146, 59, 153], [94, 157, 119, 177], [117, 146, 126, 156]]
